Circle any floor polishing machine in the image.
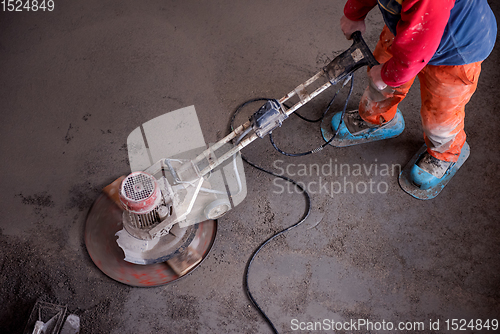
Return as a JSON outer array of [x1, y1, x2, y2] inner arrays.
[[84, 32, 378, 287]]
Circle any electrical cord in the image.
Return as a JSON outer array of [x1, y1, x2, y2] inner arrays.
[[288, 82, 342, 123], [231, 101, 311, 334], [269, 75, 354, 157], [230, 77, 353, 333], [242, 156, 311, 334]]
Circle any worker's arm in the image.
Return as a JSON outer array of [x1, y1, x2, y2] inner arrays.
[[344, 0, 378, 21], [341, 0, 377, 39], [343, 0, 455, 88], [381, 0, 455, 87]]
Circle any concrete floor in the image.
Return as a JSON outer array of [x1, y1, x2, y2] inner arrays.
[[1, 1, 499, 333]]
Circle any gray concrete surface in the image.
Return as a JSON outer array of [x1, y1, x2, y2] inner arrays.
[[1, 1, 499, 333]]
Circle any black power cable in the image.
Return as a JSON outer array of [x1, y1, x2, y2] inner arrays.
[[241, 157, 311, 334], [231, 100, 309, 334], [269, 75, 354, 157], [229, 77, 354, 333], [288, 80, 343, 123]]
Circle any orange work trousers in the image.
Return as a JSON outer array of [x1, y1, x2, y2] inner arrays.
[[359, 26, 482, 162]]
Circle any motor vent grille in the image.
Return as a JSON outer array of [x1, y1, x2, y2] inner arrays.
[[122, 172, 156, 201]]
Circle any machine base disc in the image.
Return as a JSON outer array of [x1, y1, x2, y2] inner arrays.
[[85, 193, 217, 287]]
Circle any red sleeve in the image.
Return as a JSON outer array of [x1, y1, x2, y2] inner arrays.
[[381, 0, 455, 87], [344, 0, 378, 21]]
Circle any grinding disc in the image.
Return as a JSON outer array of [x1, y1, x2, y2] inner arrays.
[[84, 193, 217, 287]]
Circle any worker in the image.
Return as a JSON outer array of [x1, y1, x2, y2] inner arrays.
[[331, 0, 497, 195]]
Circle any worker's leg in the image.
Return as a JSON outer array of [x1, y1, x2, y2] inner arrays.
[[418, 62, 482, 162], [359, 25, 415, 125]]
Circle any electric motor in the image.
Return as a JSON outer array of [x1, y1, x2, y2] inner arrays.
[[119, 171, 172, 240]]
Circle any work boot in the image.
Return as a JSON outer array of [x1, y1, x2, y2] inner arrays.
[[343, 109, 379, 134], [326, 108, 404, 147], [398, 142, 470, 200], [410, 152, 453, 189]]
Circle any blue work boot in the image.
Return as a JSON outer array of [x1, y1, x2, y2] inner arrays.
[[322, 109, 405, 147], [399, 142, 470, 200], [410, 152, 453, 190]]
